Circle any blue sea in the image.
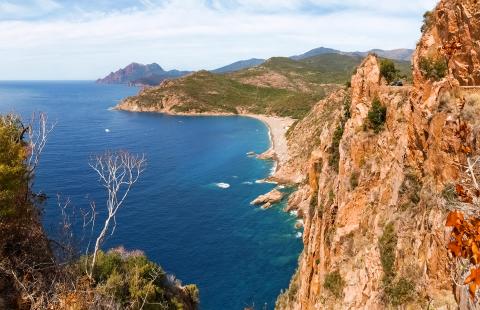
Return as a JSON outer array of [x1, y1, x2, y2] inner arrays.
[[0, 81, 302, 309]]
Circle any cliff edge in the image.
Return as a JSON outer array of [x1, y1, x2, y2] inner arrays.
[[276, 0, 480, 308]]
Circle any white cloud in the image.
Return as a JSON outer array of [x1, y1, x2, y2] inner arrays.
[[0, 0, 61, 19], [0, 0, 439, 79]]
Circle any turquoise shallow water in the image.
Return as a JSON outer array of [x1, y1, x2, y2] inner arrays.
[[0, 81, 302, 309]]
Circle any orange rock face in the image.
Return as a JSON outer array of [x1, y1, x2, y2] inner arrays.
[[277, 0, 480, 308], [414, 0, 480, 86]]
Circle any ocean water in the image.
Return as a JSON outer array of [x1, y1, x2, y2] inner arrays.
[[0, 81, 302, 309]]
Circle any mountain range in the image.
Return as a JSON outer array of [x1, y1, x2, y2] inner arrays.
[[97, 47, 414, 86], [290, 47, 414, 61]]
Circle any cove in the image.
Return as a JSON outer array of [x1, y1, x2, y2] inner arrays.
[[0, 81, 302, 309]]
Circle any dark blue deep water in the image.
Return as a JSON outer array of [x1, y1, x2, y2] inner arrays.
[[0, 81, 302, 309]]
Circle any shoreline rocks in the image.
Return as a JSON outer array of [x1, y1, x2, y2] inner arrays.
[[250, 189, 284, 209]]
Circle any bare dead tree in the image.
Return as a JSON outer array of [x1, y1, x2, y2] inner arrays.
[[86, 151, 146, 278], [448, 155, 480, 217], [25, 112, 56, 175]]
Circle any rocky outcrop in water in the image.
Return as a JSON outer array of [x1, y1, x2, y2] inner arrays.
[[251, 189, 284, 209]]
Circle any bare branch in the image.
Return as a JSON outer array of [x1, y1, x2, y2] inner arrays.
[[25, 112, 56, 174], [86, 151, 146, 278]]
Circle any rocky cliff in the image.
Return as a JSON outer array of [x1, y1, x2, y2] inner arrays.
[[276, 0, 480, 308]]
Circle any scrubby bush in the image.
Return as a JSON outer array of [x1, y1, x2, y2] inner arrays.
[[184, 284, 200, 304], [78, 248, 199, 309], [365, 98, 387, 133], [384, 277, 415, 306], [380, 59, 399, 84], [438, 91, 452, 112], [324, 271, 345, 298], [379, 223, 397, 281], [0, 114, 29, 218], [378, 223, 415, 305], [329, 125, 344, 171], [343, 96, 352, 119], [350, 172, 359, 189], [421, 11, 433, 33], [329, 96, 352, 172], [442, 183, 457, 202], [399, 172, 421, 210], [462, 93, 480, 122], [419, 56, 448, 81]]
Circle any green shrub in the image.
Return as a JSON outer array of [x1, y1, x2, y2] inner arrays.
[[399, 172, 421, 210], [328, 95, 352, 172], [343, 96, 352, 119], [378, 223, 414, 305], [366, 98, 387, 133], [79, 248, 199, 309], [380, 59, 399, 84], [324, 271, 345, 298], [384, 277, 415, 306], [184, 284, 200, 303], [350, 172, 359, 189], [419, 56, 448, 81], [329, 124, 344, 171], [379, 223, 397, 281], [0, 114, 30, 218], [421, 11, 433, 33], [441, 183, 457, 202]]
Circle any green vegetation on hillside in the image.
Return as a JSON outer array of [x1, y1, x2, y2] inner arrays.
[[79, 248, 199, 309], [127, 70, 330, 119], [0, 114, 29, 218], [231, 54, 360, 85], [123, 54, 412, 120]]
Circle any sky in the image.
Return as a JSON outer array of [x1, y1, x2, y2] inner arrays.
[[0, 0, 438, 80]]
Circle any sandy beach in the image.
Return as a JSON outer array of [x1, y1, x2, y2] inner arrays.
[[244, 114, 295, 169]]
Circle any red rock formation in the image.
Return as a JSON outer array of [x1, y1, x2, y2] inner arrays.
[[277, 0, 480, 308]]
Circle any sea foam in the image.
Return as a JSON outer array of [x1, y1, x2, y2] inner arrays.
[[215, 182, 230, 189]]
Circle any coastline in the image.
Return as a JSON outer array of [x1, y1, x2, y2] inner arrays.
[[242, 114, 295, 172], [115, 105, 294, 175]]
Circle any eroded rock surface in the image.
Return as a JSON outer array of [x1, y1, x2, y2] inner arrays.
[[251, 189, 284, 209], [276, 0, 480, 308]]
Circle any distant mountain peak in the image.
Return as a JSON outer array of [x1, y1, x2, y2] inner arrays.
[[97, 62, 189, 86], [211, 58, 265, 74]]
